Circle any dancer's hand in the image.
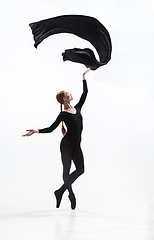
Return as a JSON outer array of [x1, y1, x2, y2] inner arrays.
[[83, 68, 90, 80], [22, 129, 39, 137]]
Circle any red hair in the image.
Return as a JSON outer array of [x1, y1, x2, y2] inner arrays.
[[56, 91, 67, 136]]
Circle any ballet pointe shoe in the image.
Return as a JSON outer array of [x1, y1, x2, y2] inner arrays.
[[54, 190, 63, 208], [68, 193, 76, 210]]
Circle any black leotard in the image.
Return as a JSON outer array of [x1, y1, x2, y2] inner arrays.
[[38, 80, 87, 209], [38, 80, 88, 148]]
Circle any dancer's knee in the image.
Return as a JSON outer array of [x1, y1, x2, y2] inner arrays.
[[78, 166, 84, 176]]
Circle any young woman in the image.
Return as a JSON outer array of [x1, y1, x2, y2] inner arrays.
[[22, 68, 90, 209]]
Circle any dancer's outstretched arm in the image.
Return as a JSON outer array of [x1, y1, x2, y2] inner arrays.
[[22, 113, 62, 137]]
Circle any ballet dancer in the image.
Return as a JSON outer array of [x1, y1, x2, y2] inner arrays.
[[22, 68, 90, 209]]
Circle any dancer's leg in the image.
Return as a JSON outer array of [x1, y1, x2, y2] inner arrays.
[[61, 141, 74, 195], [55, 139, 75, 208], [56, 147, 84, 195], [68, 147, 84, 209], [63, 165, 76, 210], [72, 147, 85, 178]]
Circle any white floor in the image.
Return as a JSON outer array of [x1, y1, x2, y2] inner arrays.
[[1, 201, 154, 240], [1, 168, 154, 240]]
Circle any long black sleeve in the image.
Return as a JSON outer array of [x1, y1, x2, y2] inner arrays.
[[75, 80, 88, 110], [39, 114, 62, 133]]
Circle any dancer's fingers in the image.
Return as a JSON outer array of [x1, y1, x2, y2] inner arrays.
[[22, 130, 34, 137], [83, 68, 90, 76]]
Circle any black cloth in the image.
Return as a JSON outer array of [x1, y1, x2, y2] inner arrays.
[[29, 15, 112, 70], [39, 80, 88, 148]]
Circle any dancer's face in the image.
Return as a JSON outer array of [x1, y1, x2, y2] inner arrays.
[[63, 91, 73, 102]]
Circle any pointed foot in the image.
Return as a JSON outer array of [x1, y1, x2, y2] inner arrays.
[[54, 190, 63, 208]]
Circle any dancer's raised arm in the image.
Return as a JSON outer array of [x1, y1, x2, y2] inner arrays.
[[75, 68, 90, 109]]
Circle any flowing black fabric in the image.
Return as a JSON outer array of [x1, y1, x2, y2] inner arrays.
[[29, 15, 112, 70]]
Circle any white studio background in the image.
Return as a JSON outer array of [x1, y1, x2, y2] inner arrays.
[[0, 0, 154, 227]]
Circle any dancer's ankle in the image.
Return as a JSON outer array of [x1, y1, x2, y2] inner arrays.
[[68, 193, 76, 210]]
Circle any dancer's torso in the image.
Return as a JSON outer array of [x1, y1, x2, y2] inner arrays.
[[61, 106, 83, 148]]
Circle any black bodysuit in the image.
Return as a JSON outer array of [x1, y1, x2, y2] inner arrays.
[[38, 80, 88, 208]]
